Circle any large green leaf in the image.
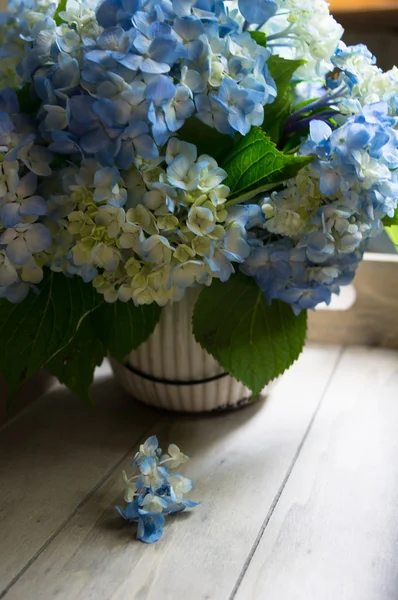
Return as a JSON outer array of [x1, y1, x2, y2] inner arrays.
[[178, 117, 235, 162], [222, 127, 313, 204], [0, 271, 103, 396], [262, 57, 305, 144], [50, 300, 162, 402], [93, 301, 162, 362], [268, 56, 305, 91], [192, 272, 307, 396], [262, 86, 295, 145], [47, 316, 105, 405]]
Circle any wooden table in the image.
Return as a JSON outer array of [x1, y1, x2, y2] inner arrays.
[[1, 345, 398, 600]]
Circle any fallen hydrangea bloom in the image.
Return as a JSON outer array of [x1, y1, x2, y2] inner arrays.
[[115, 435, 200, 543]]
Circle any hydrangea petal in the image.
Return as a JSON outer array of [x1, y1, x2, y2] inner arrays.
[[238, 0, 277, 24], [6, 237, 31, 265], [25, 224, 52, 253]]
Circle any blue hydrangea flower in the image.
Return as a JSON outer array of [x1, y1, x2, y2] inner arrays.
[[66, 94, 123, 159], [96, 0, 141, 30], [117, 121, 159, 167], [129, 19, 188, 74], [136, 513, 166, 543], [212, 78, 264, 135], [0, 223, 52, 265], [85, 26, 140, 72], [0, 171, 47, 227], [1, 0, 394, 317]]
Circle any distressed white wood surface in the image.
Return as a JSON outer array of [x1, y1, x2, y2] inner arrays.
[[0, 346, 340, 600], [0, 363, 160, 596], [234, 347, 398, 600]]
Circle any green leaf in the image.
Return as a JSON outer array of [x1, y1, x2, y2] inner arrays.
[[262, 57, 305, 143], [16, 85, 41, 116], [47, 316, 105, 405], [281, 130, 305, 155], [53, 0, 67, 25], [268, 56, 305, 91], [222, 127, 313, 203], [93, 301, 162, 362], [178, 117, 235, 162], [0, 271, 103, 397], [383, 208, 398, 249], [262, 85, 294, 144], [249, 31, 267, 47], [382, 208, 398, 228], [193, 272, 307, 396], [386, 225, 398, 249], [293, 97, 321, 112]]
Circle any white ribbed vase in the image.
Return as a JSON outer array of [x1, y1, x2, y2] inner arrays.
[[110, 288, 268, 413]]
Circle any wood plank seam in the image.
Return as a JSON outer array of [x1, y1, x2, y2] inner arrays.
[[232, 347, 398, 600], [0, 419, 163, 600], [228, 346, 346, 600], [0, 347, 343, 600]]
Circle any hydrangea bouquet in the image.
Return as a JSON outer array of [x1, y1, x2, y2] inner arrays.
[[0, 0, 397, 403]]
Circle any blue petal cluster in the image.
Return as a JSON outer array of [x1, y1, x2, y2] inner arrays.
[[0, 0, 396, 318], [0, 90, 53, 302], [242, 100, 398, 314], [116, 435, 200, 543], [10, 0, 276, 158], [302, 104, 398, 222], [0, 0, 277, 304]]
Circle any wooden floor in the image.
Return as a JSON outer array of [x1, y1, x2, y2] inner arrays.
[[1, 345, 398, 600]]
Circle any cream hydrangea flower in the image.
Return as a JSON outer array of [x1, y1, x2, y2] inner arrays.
[[264, 0, 343, 78]]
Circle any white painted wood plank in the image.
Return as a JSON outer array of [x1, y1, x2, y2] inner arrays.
[[3, 346, 341, 600], [234, 347, 398, 600], [0, 362, 159, 595]]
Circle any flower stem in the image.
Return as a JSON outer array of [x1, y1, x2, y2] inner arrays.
[[267, 23, 294, 42]]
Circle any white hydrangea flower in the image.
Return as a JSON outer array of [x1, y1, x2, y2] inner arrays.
[[58, 0, 102, 41], [95, 206, 126, 239], [351, 151, 392, 190], [72, 238, 95, 266], [334, 44, 398, 113], [21, 257, 43, 284], [140, 493, 168, 514], [187, 204, 217, 236], [122, 471, 138, 503], [262, 168, 322, 238], [92, 243, 120, 272], [49, 138, 250, 306], [165, 138, 197, 165], [264, 0, 344, 78], [168, 474, 193, 503], [140, 235, 173, 265], [133, 436, 159, 465], [139, 458, 166, 490], [171, 260, 212, 288], [160, 444, 189, 469]]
